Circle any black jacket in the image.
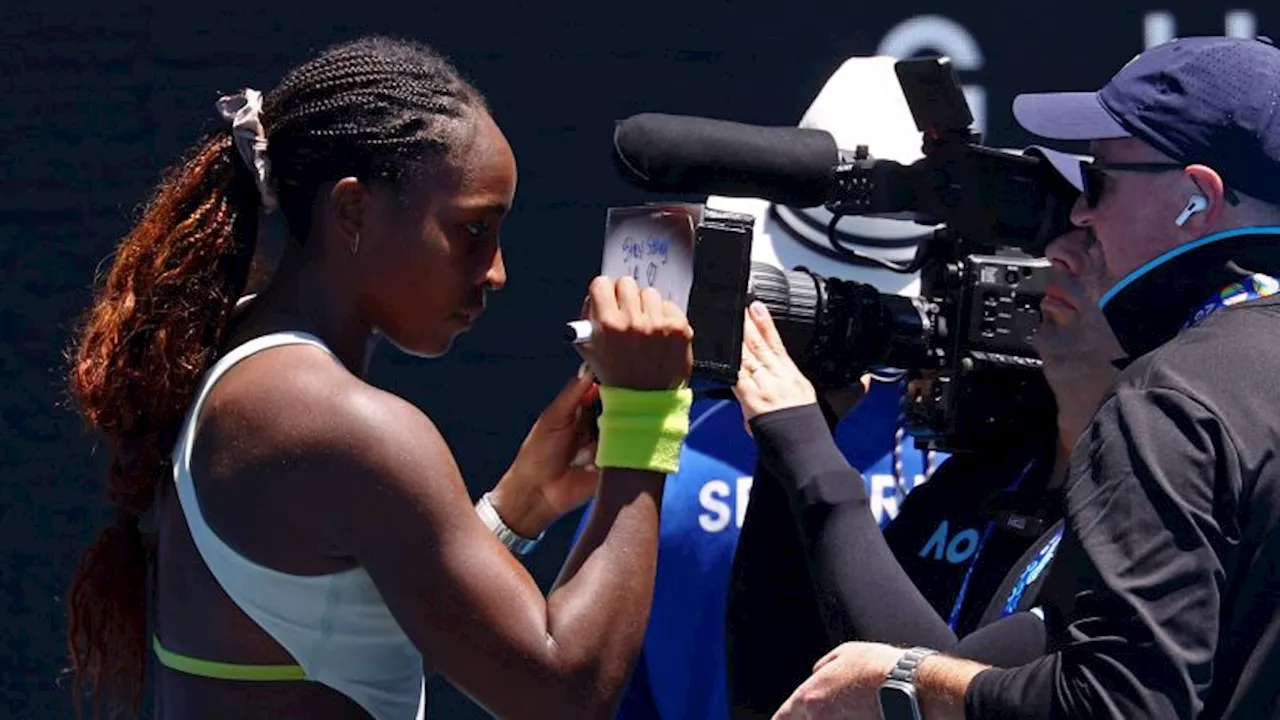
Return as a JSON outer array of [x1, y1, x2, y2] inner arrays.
[[726, 405, 1061, 719], [966, 228, 1280, 719]]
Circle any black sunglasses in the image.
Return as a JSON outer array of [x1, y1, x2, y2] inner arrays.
[[1080, 161, 1241, 208]]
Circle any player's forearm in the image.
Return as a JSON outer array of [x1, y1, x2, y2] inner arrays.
[[536, 468, 666, 717]]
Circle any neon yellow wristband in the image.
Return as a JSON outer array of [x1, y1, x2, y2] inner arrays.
[[595, 386, 694, 475]]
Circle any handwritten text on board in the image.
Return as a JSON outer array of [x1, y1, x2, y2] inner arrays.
[[600, 205, 698, 311]]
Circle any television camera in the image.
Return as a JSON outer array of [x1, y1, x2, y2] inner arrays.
[[610, 57, 1082, 453]]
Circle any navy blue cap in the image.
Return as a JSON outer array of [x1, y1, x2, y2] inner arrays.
[[1013, 36, 1280, 205]]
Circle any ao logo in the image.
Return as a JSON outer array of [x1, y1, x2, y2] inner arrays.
[[919, 520, 980, 564]]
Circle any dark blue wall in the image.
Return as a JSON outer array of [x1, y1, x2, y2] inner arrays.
[[1, 1, 1272, 717]]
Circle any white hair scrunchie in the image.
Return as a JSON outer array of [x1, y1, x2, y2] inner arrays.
[[215, 88, 279, 212]]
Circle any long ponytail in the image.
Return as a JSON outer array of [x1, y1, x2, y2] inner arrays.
[[65, 131, 258, 717], [64, 34, 489, 718]]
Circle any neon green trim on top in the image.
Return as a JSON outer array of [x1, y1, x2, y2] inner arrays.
[[153, 634, 306, 682]]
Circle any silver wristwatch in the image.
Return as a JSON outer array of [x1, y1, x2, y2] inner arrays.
[[877, 647, 937, 720], [475, 492, 544, 556]]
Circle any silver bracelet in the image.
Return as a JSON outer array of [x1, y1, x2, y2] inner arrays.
[[475, 492, 544, 556]]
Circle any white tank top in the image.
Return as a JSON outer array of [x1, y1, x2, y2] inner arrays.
[[170, 331, 426, 720]]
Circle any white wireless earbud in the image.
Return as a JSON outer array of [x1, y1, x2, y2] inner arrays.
[[1175, 194, 1209, 227]]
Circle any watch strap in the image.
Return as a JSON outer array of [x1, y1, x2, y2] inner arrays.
[[886, 647, 938, 684], [476, 492, 544, 555]]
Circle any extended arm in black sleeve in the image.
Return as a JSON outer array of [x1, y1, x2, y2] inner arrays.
[[725, 426, 836, 720], [748, 404, 961, 649], [728, 403, 1048, 717], [965, 386, 1237, 719]]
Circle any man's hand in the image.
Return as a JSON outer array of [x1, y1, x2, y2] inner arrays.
[[772, 642, 903, 719], [773, 642, 986, 720], [733, 302, 818, 424]]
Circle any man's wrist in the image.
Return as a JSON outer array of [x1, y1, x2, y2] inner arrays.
[[878, 647, 937, 720], [913, 652, 989, 720]]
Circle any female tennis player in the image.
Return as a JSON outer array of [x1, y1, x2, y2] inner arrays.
[[65, 35, 693, 720]]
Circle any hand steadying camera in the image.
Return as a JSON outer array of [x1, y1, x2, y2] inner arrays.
[[732, 301, 818, 425], [733, 301, 871, 430]]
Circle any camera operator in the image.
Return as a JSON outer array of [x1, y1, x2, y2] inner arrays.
[[726, 225, 1124, 718], [770, 35, 1280, 720]]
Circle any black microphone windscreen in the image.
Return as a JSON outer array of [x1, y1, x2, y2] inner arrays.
[[613, 113, 840, 208]]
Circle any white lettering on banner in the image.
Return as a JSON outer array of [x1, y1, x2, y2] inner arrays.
[[877, 15, 987, 135], [736, 475, 753, 528], [697, 476, 754, 533], [869, 473, 930, 525], [1144, 10, 1259, 48], [698, 480, 733, 532], [697, 473, 917, 533], [872, 474, 900, 524], [1143, 11, 1176, 48], [919, 520, 980, 564]]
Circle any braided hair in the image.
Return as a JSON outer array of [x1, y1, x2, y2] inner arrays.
[[65, 36, 487, 718]]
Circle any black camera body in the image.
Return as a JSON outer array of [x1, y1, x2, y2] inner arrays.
[[901, 250, 1054, 452], [636, 57, 1076, 454], [742, 246, 1054, 455]]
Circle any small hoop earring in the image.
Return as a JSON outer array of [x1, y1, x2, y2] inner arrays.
[[349, 233, 360, 256]]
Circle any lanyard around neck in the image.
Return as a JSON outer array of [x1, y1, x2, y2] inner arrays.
[[1183, 273, 1280, 330], [946, 458, 1038, 632]]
